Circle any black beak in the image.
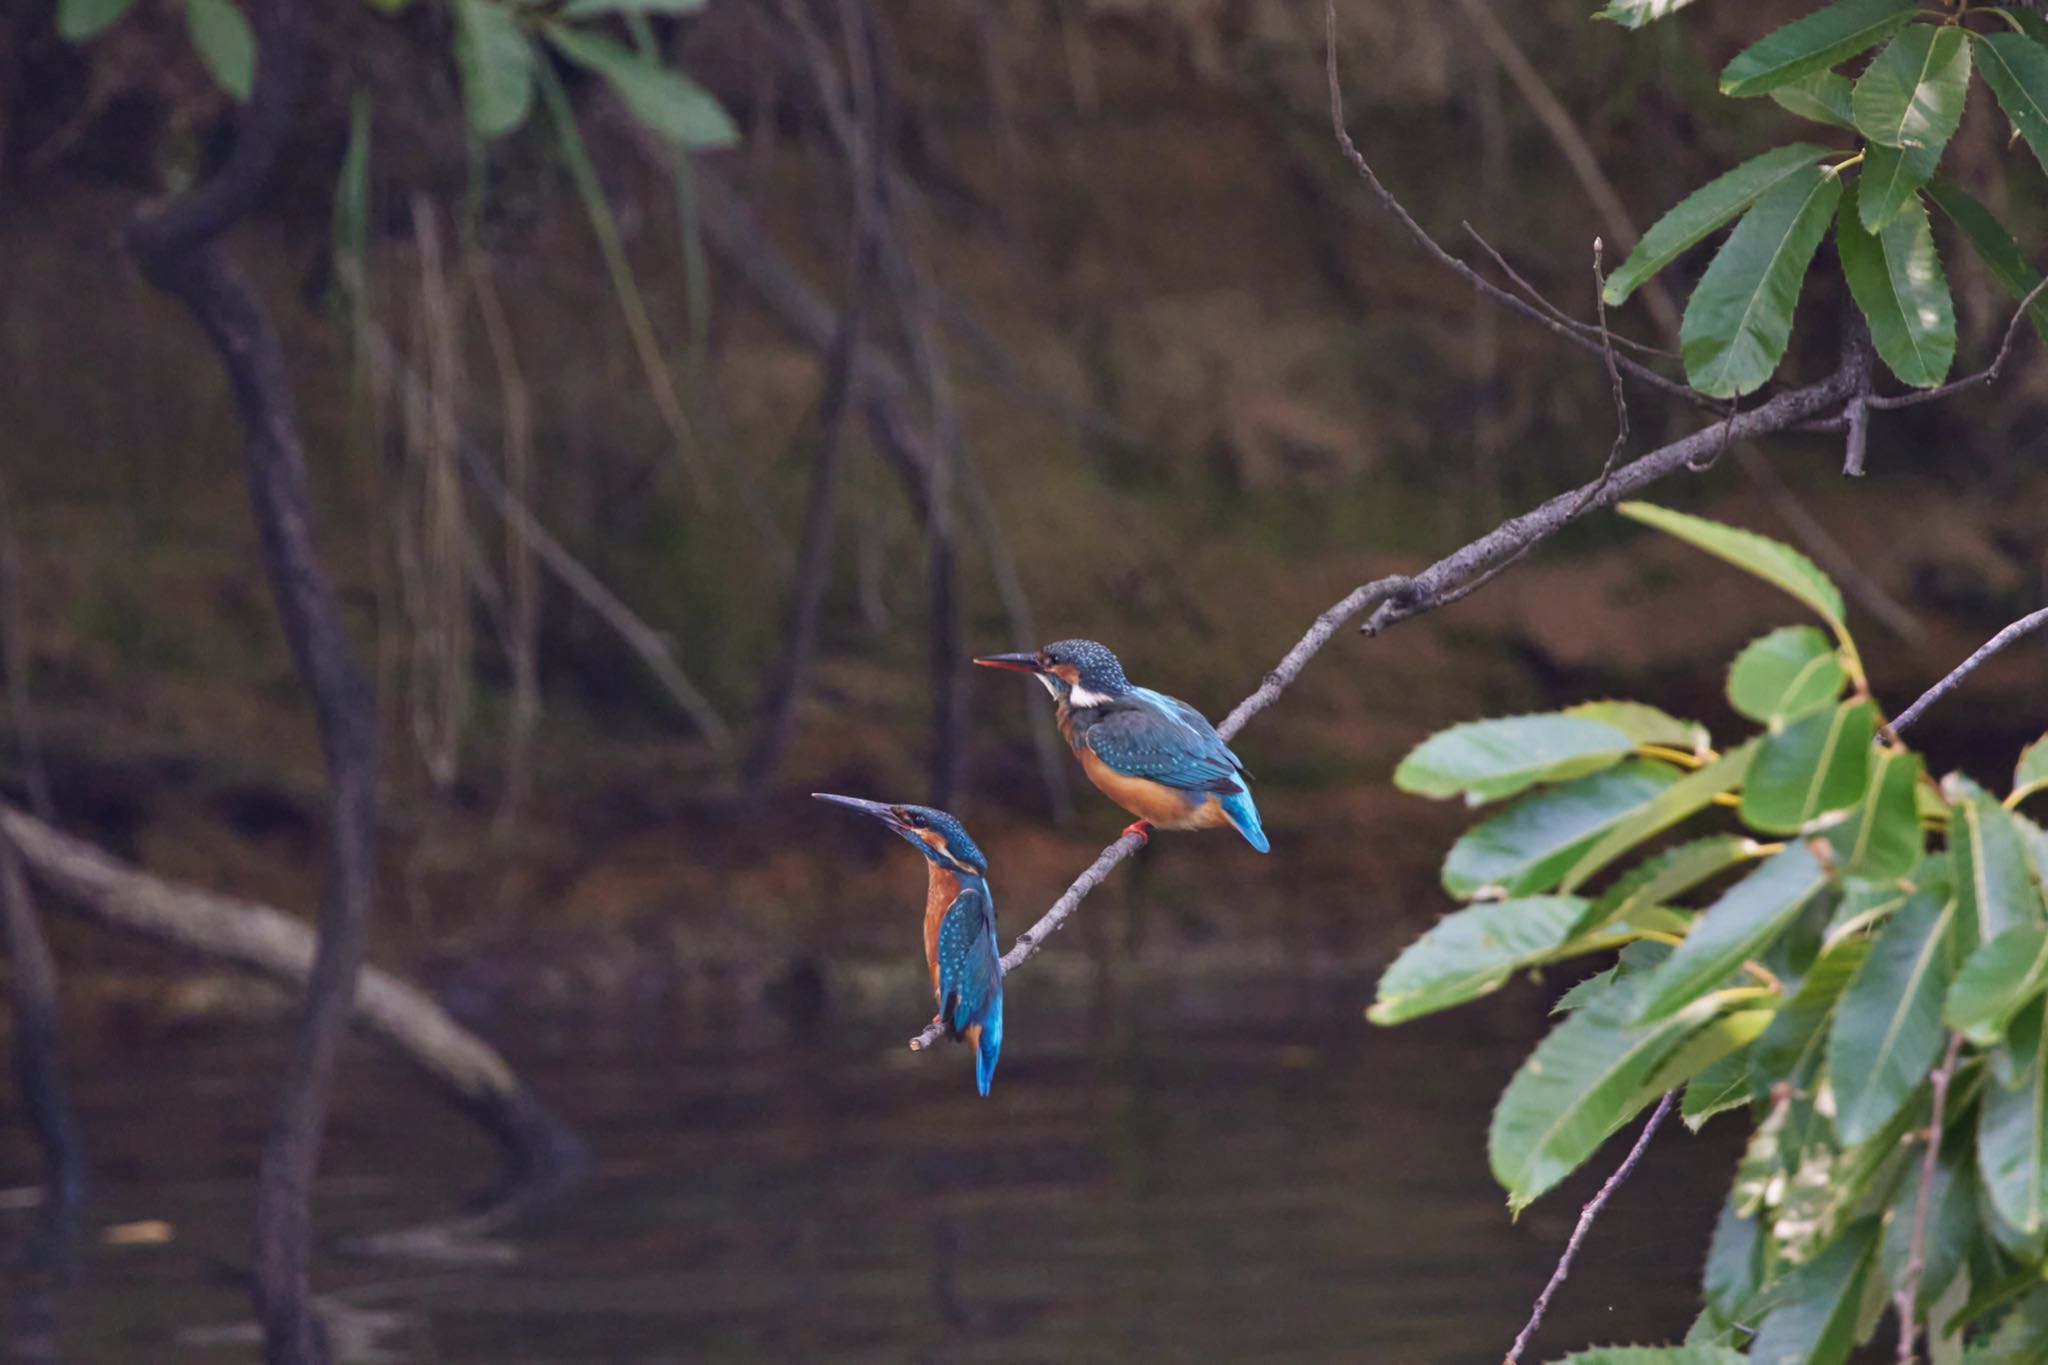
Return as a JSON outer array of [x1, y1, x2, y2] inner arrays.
[[974, 652, 1043, 673], [812, 792, 906, 828]]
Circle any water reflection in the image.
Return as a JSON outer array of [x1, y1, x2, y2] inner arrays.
[[1, 970, 1741, 1363]]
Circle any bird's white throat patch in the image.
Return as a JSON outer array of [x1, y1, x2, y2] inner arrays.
[[1066, 683, 1115, 708]]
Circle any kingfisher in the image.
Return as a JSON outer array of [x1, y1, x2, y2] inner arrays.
[[974, 639, 1269, 853], [812, 793, 1004, 1095]]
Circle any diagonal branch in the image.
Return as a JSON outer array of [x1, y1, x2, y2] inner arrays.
[[1868, 277, 2048, 412], [1887, 608, 2048, 738]]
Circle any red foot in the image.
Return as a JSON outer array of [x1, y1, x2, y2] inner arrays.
[[1122, 820, 1153, 845]]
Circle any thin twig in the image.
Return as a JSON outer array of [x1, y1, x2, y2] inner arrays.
[[1888, 608, 2048, 737], [1462, 224, 1674, 360], [1503, 1091, 1676, 1365], [1869, 277, 2048, 411], [1894, 1032, 1965, 1363], [1569, 238, 1630, 518]]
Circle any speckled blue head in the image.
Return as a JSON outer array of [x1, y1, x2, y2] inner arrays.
[[812, 794, 989, 876], [974, 638, 1130, 706]]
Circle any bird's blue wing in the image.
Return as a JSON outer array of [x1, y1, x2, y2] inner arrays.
[[1085, 692, 1244, 793], [937, 883, 1001, 1039]]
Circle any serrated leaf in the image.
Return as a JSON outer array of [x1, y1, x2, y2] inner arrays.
[[1772, 71, 1856, 127], [1829, 892, 1952, 1143], [1634, 844, 1831, 1025], [455, 0, 534, 137], [1595, 0, 1703, 29], [1851, 26, 1971, 151], [1720, 0, 1917, 98], [57, 0, 137, 41], [1953, 779, 2048, 947], [560, 0, 706, 15], [1980, 996, 2048, 1235], [1858, 141, 1942, 232], [1395, 714, 1635, 804], [1705, 1184, 1762, 1315], [1741, 700, 1876, 836], [1488, 965, 1704, 1211], [1825, 748, 1924, 882], [1573, 836, 1764, 938], [1745, 1215, 1879, 1365], [1727, 626, 1849, 725], [1565, 700, 1707, 751], [1925, 178, 2048, 345], [1882, 1134, 1974, 1310], [185, 0, 254, 102], [1640, 1009, 1773, 1106], [1678, 166, 1841, 398], [545, 27, 738, 148], [1838, 184, 1955, 387], [1446, 763, 1681, 898], [1976, 32, 2048, 178], [2014, 733, 2048, 807], [1948, 924, 2048, 1046], [1368, 897, 1587, 1025], [1560, 743, 1758, 893], [1750, 937, 1869, 1090], [1968, 1285, 2048, 1363], [1550, 1350, 1746, 1365], [1604, 143, 1832, 306], [1620, 504, 1847, 635], [1684, 1047, 1758, 1129]]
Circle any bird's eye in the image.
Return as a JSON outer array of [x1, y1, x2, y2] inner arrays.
[[909, 812, 928, 828]]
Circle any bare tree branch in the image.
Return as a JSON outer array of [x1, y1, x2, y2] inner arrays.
[[1869, 277, 2048, 412], [1504, 1092, 1676, 1365], [1888, 608, 2048, 737]]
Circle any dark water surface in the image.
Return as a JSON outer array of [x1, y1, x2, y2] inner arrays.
[[2, 972, 1743, 1363]]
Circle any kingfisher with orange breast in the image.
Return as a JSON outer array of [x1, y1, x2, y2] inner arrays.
[[812, 794, 1004, 1095], [974, 639, 1269, 852]]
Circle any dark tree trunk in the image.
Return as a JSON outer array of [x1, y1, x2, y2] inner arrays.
[[126, 2, 378, 1360], [0, 828, 84, 1241]]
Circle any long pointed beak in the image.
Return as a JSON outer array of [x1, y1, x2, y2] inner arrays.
[[974, 652, 1043, 673], [812, 792, 905, 827]]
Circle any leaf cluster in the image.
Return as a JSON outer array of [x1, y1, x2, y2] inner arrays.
[[1384, 501, 2048, 1361], [1602, 0, 2048, 398]]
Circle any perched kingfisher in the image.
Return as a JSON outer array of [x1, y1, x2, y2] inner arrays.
[[812, 793, 1004, 1095], [974, 639, 1269, 852]]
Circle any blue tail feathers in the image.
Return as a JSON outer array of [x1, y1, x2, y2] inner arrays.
[[971, 994, 1003, 1096], [1218, 789, 1269, 853]]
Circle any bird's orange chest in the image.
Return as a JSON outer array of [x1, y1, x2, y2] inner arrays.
[[922, 867, 961, 998]]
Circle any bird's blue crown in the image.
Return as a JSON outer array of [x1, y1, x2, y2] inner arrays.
[[889, 804, 989, 874], [1040, 639, 1129, 696]]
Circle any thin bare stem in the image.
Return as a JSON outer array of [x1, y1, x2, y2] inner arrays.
[[1895, 1032, 1965, 1363], [1462, 224, 1674, 360], [1504, 1091, 1676, 1365], [1888, 608, 2048, 737], [1870, 277, 2048, 411], [1569, 238, 1630, 518]]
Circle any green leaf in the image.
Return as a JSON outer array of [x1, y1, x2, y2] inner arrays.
[[1882, 1137, 1974, 1311], [1825, 748, 1925, 882], [1394, 714, 1635, 804], [1744, 1215, 1879, 1365], [1741, 700, 1876, 836], [1751, 937, 1868, 1089], [1639, 1008, 1773, 1103], [1980, 997, 2048, 1235], [57, 0, 137, 41], [1488, 964, 1705, 1211], [1603, 143, 1832, 306], [1573, 836, 1765, 938], [1634, 844, 1831, 1025], [2018, 811, 2048, 886], [1368, 897, 1587, 1025], [560, 0, 706, 14], [1975, 32, 2048, 178], [1550, 1351, 1745, 1365], [1771, 71, 1856, 127], [1705, 1186, 1762, 1315], [1727, 626, 1849, 725], [1838, 184, 1955, 387], [1446, 764, 1681, 898], [455, 0, 535, 137], [1968, 1286, 2048, 1363], [1828, 892, 1953, 1143], [1720, 0, 1917, 98], [1953, 779, 2048, 946], [1560, 744, 1758, 893], [1851, 26, 1972, 151], [544, 27, 738, 148], [1858, 141, 1942, 233], [1564, 700, 1707, 752], [185, 0, 254, 102], [1595, 0, 1703, 29], [1684, 1047, 1758, 1130], [2014, 732, 2048, 807], [1948, 924, 2048, 1046], [1620, 504, 1847, 635], [1678, 166, 1842, 398], [1925, 178, 2048, 345]]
